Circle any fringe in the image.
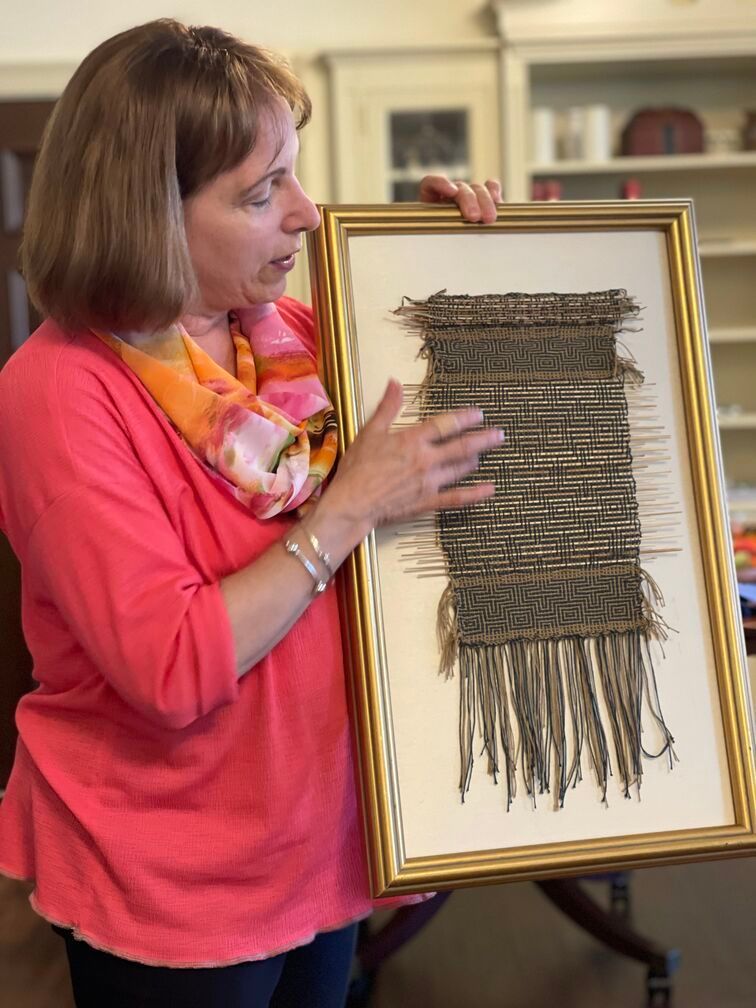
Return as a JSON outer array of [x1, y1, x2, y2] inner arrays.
[[394, 289, 641, 330], [454, 628, 677, 809], [436, 583, 458, 680]]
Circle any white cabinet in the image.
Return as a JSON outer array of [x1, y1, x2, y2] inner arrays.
[[494, 12, 756, 516], [325, 47, 501, 202], [322, 20, 756, 515]]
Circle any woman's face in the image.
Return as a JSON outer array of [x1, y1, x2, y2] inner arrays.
[[183, 100, 320, 315]]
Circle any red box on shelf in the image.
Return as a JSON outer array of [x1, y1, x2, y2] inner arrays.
[[621, 108, 704, 156]]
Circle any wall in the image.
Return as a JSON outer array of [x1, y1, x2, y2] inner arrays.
[[0, 1, 496, 64], [6, 0, 756, 62], [4, 1, 756, 199], [0, 0, 497, 212], [494, 0, 756, 36], [3, 0, 756, 285]]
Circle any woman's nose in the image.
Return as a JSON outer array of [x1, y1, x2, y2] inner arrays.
[[286, 180, 321, 233]]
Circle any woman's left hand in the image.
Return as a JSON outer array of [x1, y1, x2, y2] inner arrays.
[[418, 175, 502, 224]]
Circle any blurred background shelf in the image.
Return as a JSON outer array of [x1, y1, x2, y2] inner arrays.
[[718, 414, 756, 430], [507, 29, 756, 509], [699, 238, 756, 257], [727, 494, 756, 520], [530, 152, 756, 176], [325, 29, 756, 515], [709, 328, 756, 343]]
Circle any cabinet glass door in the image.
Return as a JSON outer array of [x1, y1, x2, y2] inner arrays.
[[388, 108, 470, 201]]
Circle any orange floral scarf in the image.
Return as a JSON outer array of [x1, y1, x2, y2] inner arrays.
[[94, 303, 338, 518]]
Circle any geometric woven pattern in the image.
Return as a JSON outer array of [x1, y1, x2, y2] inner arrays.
[[398, 290, 675, 808], [419, 290, 646, 643]]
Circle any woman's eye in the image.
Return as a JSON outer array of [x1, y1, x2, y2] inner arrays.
[[246, 177, 281, 209]]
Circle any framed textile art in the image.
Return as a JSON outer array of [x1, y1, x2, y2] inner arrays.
[[307, 201, 756, 897]]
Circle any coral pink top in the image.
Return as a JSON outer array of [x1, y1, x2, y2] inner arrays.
[[0, 299, 408, 967]]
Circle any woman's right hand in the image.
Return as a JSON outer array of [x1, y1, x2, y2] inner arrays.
[[311, 378, 501, 550], [221, 379, 501, 676]]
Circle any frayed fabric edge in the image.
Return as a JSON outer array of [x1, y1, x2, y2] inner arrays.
[[8, 879, 372, 970]]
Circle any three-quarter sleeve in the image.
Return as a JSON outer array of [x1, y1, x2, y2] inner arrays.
[[26, 474, 239, 731]]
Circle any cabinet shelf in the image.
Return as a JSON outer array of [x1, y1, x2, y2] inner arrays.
[[710, 328, 756, 343], [699, 238, 756, 258], [529, 152, 756, 177], [718, 413, 756, 430], [727, 492, 756, 518], [326, 31, 756, 496], [502, 20, 756, 496]]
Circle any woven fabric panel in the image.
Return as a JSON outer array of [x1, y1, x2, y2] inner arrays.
[[398, 289, 675, 806], [417, 290, 646, 643]]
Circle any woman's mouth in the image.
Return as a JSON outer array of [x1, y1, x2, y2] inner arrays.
[[269, 252, 297, 271]]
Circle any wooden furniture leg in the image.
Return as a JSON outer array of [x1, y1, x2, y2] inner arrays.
[[349, 877, 680, 1008], [357, 892, 452, 975], [536, 877, 681, 1007], [348, 893, 452, 1006]]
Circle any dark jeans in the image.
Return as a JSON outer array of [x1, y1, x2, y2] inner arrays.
[[53, 921, 359, 1008]]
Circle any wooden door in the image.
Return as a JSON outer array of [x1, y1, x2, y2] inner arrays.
[[0, 100, 55, 786]]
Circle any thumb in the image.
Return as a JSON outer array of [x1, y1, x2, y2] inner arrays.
[[365, 379, 403, 433]]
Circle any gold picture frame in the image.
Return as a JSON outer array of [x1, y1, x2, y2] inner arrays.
[[308, 200, 756, 897]]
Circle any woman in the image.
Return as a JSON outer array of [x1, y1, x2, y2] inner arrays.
[[0, 19, 502, 1008]]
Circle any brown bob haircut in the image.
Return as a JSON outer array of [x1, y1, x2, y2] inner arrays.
[[22, 19, 311, 332]]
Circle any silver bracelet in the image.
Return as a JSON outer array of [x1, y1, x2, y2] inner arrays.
[[303, 529, 334, 579], [284, 538, 328, 595]]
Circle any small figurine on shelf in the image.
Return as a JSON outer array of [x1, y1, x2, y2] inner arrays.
[[530, 179, 562, 201], [531, 179, 547, 201], [620, 178, 642, 199], [705, 126, 740, 154], [544, 179, 562, 201]]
